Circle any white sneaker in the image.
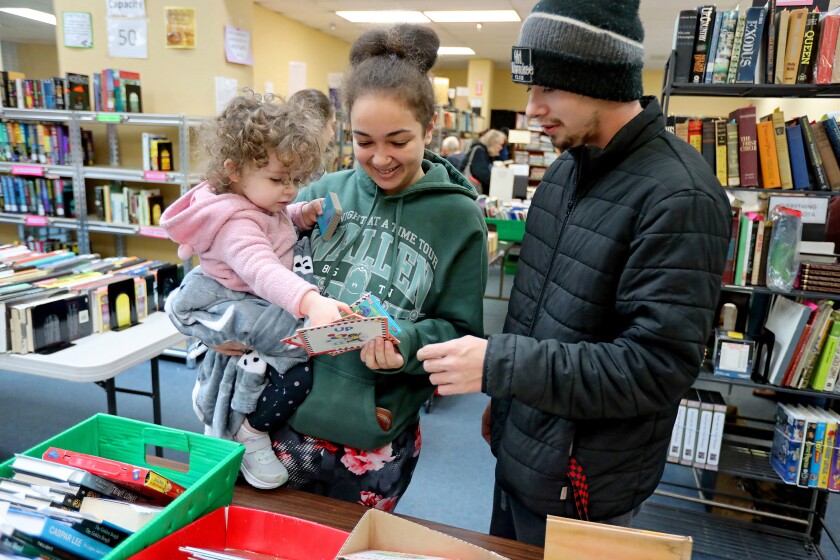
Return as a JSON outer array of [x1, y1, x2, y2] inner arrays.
[[234, 424, 288, 489]]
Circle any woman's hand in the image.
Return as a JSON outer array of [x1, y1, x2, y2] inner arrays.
[[302, 198, 324, 228], [212, 341, 249, 356], [360, 337, 404, 370]]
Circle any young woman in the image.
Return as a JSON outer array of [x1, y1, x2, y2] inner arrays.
[[238, 24, 487, 509]]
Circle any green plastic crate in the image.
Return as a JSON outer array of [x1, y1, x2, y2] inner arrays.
[[485, 218, 526, 243], [0, 413, 244, 560]]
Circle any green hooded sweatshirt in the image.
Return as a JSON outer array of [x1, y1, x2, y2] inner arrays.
[[289, 151, 488, 450]]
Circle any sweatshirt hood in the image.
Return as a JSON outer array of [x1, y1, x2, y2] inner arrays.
[[160, 182, 261, 260]]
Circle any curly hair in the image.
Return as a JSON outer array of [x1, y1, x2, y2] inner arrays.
[[201, 90, 324, 194], [343, 24, 439, 128]]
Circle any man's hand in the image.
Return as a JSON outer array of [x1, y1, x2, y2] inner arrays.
[[301, 198, 324, 227], [416, 335, 487, 395], [481, 402, 492, 445], [360, 337, 404, 370]]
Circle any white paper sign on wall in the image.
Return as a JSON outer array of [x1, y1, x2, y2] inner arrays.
[[107, 17, 148, 59], [63, 12, 93, 48]]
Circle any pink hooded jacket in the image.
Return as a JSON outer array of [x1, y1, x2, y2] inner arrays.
[[160, 182, 316, 317]]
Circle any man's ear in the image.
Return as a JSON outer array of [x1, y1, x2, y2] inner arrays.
[[223, 159, 240, 183]]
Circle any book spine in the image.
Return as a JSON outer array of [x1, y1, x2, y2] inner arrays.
[[691, 6, 717, 83], [823, 116, 840, 165], [736, 107, 759, 187], [673, 10, 698, 83], [799, 417, 817, 487], [764, 0, 777, 84], [770, 110, 793, 189], [727, 13, 748, 83], [680, 393, 701, 465], [726, 120, 741, 186], [712, 10, 739, 83], [808, 417, 826, 487], [796, 9, 820, 84], [7, 530, 76, 560], [797, 116, 830, 191], [786, 123, 811, 189], [818, 421, 837, 488], [824, 337, 840, 392], [701, 119, 716, 171], [704, 12, 723, 84], [783, 9, 809, 84], [668, 399, 687, 463], [721, 207, 740, 285], [736, 6, 767, 83], [756, 120, 781, 188], [812, 120, 840, 190], [706, 395, 726, 469], [816, 16, 840, 84], [715, 119, 728, 185]]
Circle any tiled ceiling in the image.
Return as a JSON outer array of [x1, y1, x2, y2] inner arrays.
[[12, 0, 713, 72]]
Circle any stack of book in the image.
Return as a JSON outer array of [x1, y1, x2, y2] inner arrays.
[[673, 2, 840, 86], [0, 449, 186, 559], [0, 245, 182, 354], [667, 389, 728, 471], [141, 132, 174, 172], [92, 69, 143, 113], [771, 402, 839, 489], [669, 108, 840, 192]]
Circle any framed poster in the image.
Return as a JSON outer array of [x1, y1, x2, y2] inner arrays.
[[165, 7, 196, 48]]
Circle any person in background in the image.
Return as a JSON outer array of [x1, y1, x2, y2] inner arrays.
[[161, 91, 351, 490], [289, 88, 338, 176], [441, 135, 465, 170], [417, 0, 731, 545], [212, 23, 488, 511], [495, 126, 511, 162], [464, 128, 506, 194]]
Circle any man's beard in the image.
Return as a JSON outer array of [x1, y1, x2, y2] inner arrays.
[[550, 112, 600, 151]]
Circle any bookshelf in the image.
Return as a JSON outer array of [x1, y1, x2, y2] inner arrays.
[[431, 105, 484, 156], [659, 47, 840, 559], [0, 107, 202, 257]]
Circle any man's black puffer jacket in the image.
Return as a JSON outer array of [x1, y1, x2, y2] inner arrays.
[[482, 97, 731, 520]]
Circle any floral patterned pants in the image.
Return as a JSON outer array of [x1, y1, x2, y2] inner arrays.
[[269, 420, 422, 512]]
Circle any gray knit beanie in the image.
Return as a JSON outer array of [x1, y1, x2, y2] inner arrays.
[[511, 0, 645, 101]]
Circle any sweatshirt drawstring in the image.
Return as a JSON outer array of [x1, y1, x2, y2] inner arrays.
[[381, 198, 403, 299]]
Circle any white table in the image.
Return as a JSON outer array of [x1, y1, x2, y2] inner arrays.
[[0, 312, 187, 424]]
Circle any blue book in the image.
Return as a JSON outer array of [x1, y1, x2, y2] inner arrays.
[[0, 507, 113, 560], [316, 191, 342, 241], [822, 116, 840, 164], [808, 411, 826, 487], [735, 6, 767, 83], [704, 10, 723, 83], [786, 123, 811, 189], [351, 292, 401, 337], [771, 403, 806, 484]]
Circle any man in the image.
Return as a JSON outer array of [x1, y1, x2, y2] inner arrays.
[[416, 0, 731, 546]]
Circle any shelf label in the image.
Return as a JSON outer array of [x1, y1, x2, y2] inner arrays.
[[143, 171, 168, 182], [96, 113, 122, 123], [25, 215, 48, 226], [12, 165, 44, 177], [139, 226, 168, 239]]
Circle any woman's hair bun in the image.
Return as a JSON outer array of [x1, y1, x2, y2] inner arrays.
[[350, 24, 439, 74]]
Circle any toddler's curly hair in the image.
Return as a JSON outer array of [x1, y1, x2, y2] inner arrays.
[[202, 90, 323, 194]]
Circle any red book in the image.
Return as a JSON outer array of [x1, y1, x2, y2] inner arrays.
[[816, 15, 840, 84], [729, 106, 759, 187], [42, 447, 186, 505]]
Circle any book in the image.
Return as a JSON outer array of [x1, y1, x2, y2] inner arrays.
[[704, 10, 723, 84], [816, 410, 838, 488], [795, 115, 830, 191], [816, 15, 840, 84], [764, 295, 814, 385], [0, 507, 112, 560], [674, 9, 699, 83], [692, 390, 714, 468], [771, 402, 807, 484], [691, 6, 717, 83], [317, 191, 342, 241], [756, 120, 782, 189], [350, 292, 401, 338], [729, 106, 759, 188], [11, 455, 144, 504], [42, 447, 185, 505], [155, 140, 173, 172], [107, 276, 138, 331], [679, 389, 701, 465], [705, 391, 727, 471], [712, 9, 739, 83], [714, 119, 728, 185], [764, 0, 778, 84], [77, 498, 163, 533], [811, 120, 840, 190], [667, 393, 689, 463], [783, 7, 810, 84], [722, 206, 742, 285], [283, 316, 395, 357], [65, 73, 90, 111], [795, 9, 821, 84], [786, 122, 812, 189], [774, 9, 791, 83], [726, 119, 741, 187], [727, 12, 748, 83], [700, 118, 716, 171], [123, 81, 142, 113], [735, 6, 767, 83], [761, 108, 793, 189]]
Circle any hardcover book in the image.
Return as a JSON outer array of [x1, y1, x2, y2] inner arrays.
[[673, 9, 698, 83], [0, 507, 112, 560], [735, 6, 767, 83], [65, 73, 90, 111], [712, 9, 739, 83], [782, 8, 809, 84], [106, 276, 138, 331], [283, 315, 394, 357], [729, 106, 759, 188], [726, 12, 748, 83], [795, 9, 821, 84], [811, 120, 840, 190], [761, 108, 793, 189], [756, 120, 782, 189], [42, 447, 186, 505], [795, 115, 830, 191], [786, 122, 812, 189], [317, 191, 342, 241], [690, 6, 717, 83]]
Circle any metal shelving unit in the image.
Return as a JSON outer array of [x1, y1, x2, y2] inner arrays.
[[659, 48, 840, 559], [0, 107, 204, 255]]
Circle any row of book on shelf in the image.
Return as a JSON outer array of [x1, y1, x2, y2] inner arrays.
[[667, 389, 728, 471], [669, 107, 840, 192], [0, 245, 182, 355], [1, 177, 76, 218], [0, 121, 94, 166], [771, 402, 840, 490], [0, 449, 185, 559], [673, 1, 840, 86], [476, 196, 528, 220], [0, 68, 142, 113], [92, 184, 164, 227]]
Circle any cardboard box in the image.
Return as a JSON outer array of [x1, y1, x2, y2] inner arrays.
[[338, 509, 508, 560], [0, 414, 244, 559], [129, 506, 349, 559]]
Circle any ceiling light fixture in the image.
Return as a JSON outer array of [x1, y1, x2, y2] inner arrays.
[[424, 10, 520, 23], [335, 11, 430, 24], [0, 8, 56, 26], [438, 47, 476, 56]]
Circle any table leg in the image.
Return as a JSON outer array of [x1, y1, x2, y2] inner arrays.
[[151, 357, 161, 426], [104, 377, 117, 415]]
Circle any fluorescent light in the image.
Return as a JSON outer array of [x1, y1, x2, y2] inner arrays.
[[438, 47, 475, 56], [425, 10, 521, 23], [335, 11, 430, 23], [0, 8, 56, 26]]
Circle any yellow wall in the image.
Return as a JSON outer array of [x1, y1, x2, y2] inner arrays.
[[54, 0, 253, 116], [17, 44, 60, 78], [434, 67, 468, 89], [467, 59, 494, 121], [492, 67, 529, 111], [252, 5, 350, 97]]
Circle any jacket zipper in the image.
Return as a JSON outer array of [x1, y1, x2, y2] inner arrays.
[[527, 157, 582, 336]]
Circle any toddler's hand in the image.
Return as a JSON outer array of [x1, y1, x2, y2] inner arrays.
[[302, 199, 324, 228], [300, 291, 352, 327]]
